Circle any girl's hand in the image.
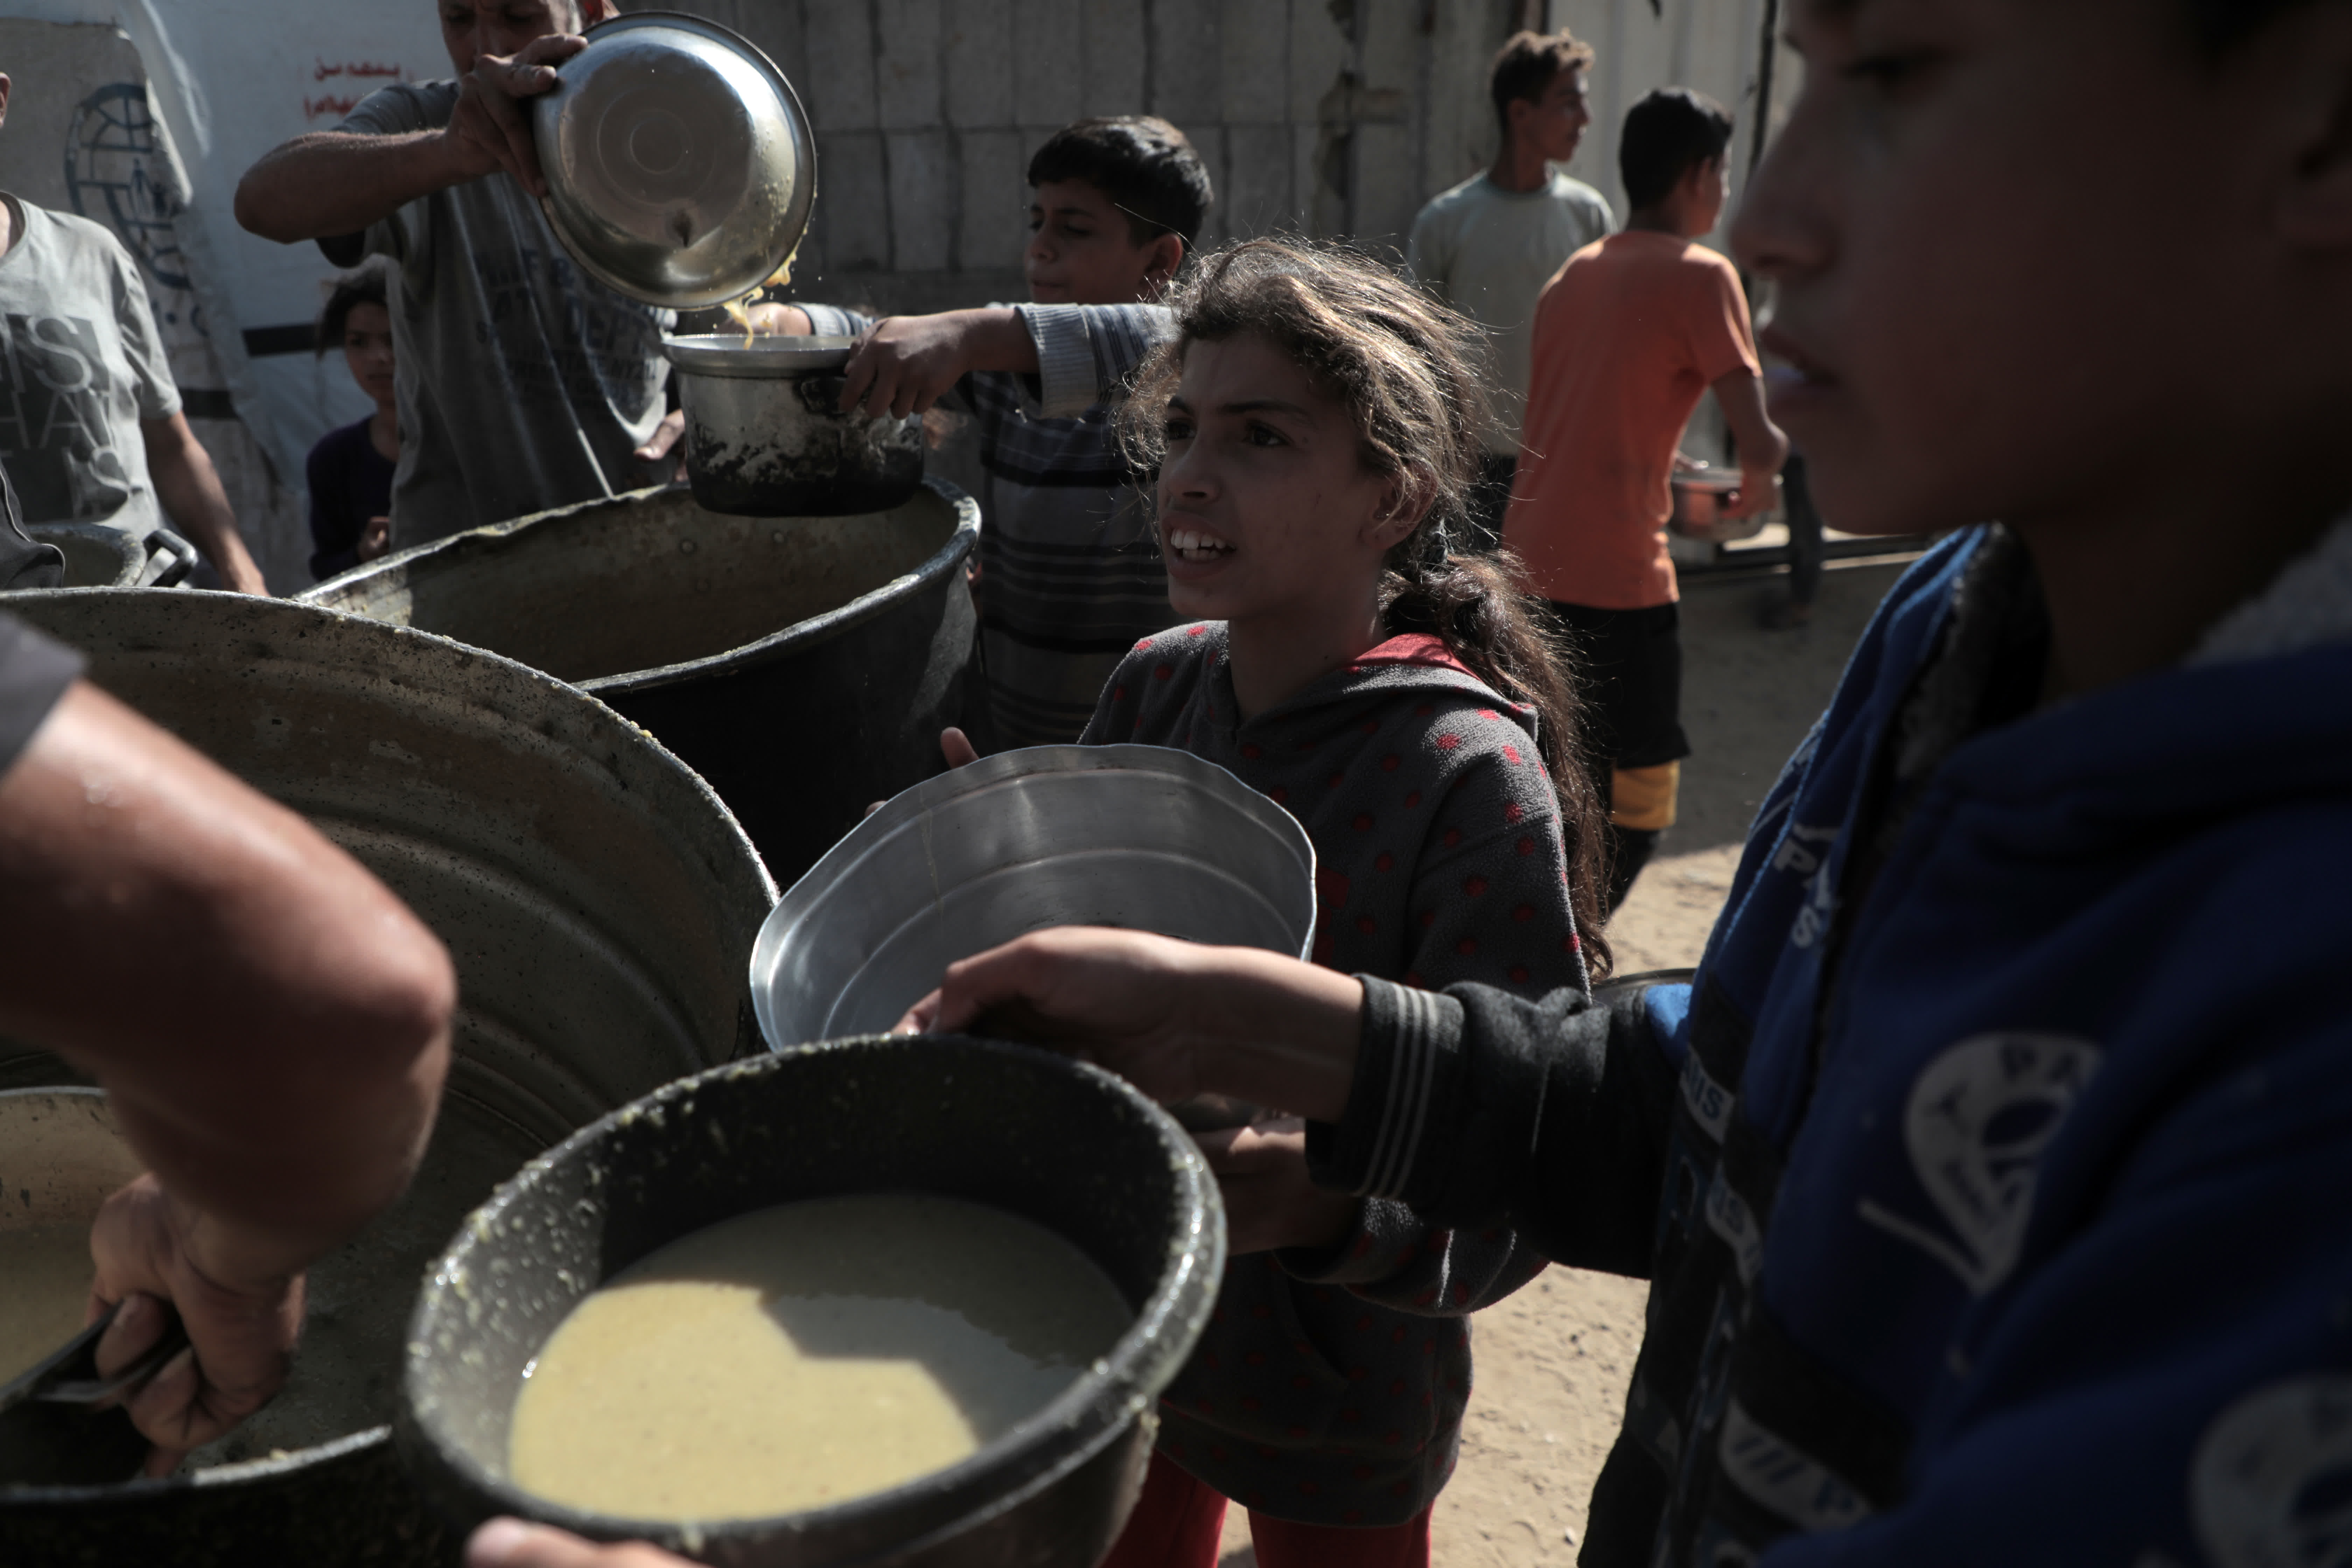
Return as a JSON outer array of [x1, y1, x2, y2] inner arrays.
[[468, 1520, 690, 1568], [1196, 1117, 1358, 1255], [895, 929, 1363, 1121], [864, 729, 978, 819]]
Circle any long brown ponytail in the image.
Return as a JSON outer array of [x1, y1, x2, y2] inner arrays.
[[1120, 238, 1614, 976]]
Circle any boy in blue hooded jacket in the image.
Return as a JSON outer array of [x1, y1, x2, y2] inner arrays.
[[878, 4, 2352, 1568]]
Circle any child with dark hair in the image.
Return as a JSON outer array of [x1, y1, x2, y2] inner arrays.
[[462, 2, 2352, 1564], [305, 267, 399, 581], [762, 115, 1213, 749], [1504, 87, 1788, 909], [1407, 29, 1613, 551], [1084, 238, 1611, 1568]]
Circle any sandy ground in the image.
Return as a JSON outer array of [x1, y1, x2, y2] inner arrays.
[[1216, 555, 1918, 1566]]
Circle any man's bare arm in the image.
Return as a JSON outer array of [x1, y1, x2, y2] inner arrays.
[[235, 130, 485, 244], [234, 35, 585, 243], [0, 680, 455, 1462]]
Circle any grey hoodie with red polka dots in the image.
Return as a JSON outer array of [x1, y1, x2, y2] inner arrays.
[[1081, 621, 1592, 1527]]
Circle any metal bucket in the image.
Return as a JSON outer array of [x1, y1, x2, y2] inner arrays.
[[0, 590, 776, 1566], [663, 335, 925, 517], [301, 481, 981, 888]]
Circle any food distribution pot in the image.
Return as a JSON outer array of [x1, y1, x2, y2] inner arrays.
[[0, 591, 775, 1567], [301, 481, 980, 887], [399, 1035, 1225, 1568], [664, 334, 924, 517]]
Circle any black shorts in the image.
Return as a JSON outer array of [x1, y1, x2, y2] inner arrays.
[[1546, 600, 1691, 771]]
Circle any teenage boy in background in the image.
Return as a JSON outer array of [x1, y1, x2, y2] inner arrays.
[[1406, 29, 1614, 550], [1504, 89, 1786, 910], [759, 116, 1210, 750]]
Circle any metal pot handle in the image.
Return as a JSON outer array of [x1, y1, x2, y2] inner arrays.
[[796, 374, 850, 415], [141, 528, 200, 589]]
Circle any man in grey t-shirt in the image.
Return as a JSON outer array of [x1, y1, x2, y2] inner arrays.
[[0, 71, 265, 592], [235, 1, 666, 547]]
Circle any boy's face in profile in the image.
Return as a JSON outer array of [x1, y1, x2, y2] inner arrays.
[[1736, 0, 2352, 541], [1026, 179, 1177, 306], [1511, 66, 1593, 165]]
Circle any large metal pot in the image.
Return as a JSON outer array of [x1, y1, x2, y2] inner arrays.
[[664, 334, 924, 516], [399, 1036, 1224, 1568], [302, 481, 980, 888], [0, 591, 776, 1567]]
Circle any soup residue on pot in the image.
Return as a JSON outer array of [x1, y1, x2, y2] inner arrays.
[[505, 1193, 1132, 1522], [0, 1221, 96, 1383]]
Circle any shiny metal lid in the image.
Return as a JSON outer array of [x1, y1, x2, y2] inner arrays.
[[532, 12, 817, 310], [660, 332, 855, 377]]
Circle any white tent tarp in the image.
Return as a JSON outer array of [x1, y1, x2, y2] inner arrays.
[[1, 0, 444, 495]]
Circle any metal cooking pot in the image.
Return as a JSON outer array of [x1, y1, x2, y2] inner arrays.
[[532, 12, 816, 309], [399, 1036, 1224, 1568], [752, 746, 1317, 1049], [663, 334, 923, 517], [0, 591, 775, 1567], [301, 481, 982, 888]]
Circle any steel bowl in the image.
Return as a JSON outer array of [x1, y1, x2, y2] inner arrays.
[[1668, 467, 1772, 545], [751, 746, 1317, 1049], [532, 12, 817, 309], [662, 334, 924, 516]]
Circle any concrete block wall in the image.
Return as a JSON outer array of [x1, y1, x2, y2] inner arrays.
[[626, 1, 1790, 319]]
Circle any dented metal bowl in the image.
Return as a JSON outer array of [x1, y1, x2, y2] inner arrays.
[[533, 12, 817, 309], [751, 746, 1318, 1051]]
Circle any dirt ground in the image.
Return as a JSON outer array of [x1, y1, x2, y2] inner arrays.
[[1216, 555, 1918, 1566]]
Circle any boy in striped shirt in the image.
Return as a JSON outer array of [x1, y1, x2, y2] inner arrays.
[[774, 117, 1213, 748]]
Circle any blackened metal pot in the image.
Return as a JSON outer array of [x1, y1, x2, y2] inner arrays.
[[665, 334, 924, 516], [301, 481, 981, 887], [0, 591, 776, 1567], [399, 1036, 1224, 1568]]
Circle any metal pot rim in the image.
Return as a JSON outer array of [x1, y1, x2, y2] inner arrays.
[[662, 333, 856, 377], [398, 1036, 1225, 1553], [579, 479, 978, 696]]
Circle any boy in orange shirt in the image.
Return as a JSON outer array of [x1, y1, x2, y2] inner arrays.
[[1503, 89, 1787, 908]]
